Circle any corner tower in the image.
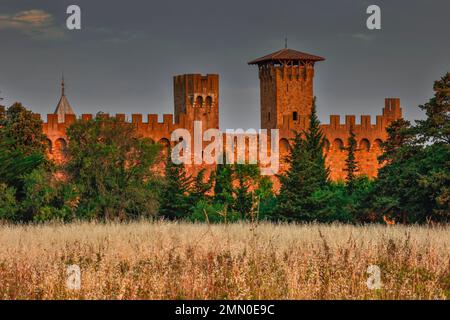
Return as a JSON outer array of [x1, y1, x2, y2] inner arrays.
[[173, 74, 219, 130], [248, 47, 324, 130]]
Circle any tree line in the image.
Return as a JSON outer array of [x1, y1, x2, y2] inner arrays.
[[0, 74, 448, 224]]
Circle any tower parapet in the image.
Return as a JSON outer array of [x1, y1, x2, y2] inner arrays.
[[248, 47, 325, 131], [383, 98, 403, 122], [174, 74, 219, 131]]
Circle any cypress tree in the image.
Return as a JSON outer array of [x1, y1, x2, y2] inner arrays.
[[344, 125, 359, 194], [304, 97, 330, 186], [276, 98, 329, 221], [213, 155, 234, 206], [232, 164, 260, 219], [190, 168, 213, 205], [159, 149, 192, 219]]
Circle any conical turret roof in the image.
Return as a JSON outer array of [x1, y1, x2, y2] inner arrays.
[[54, 75, 75, 123]]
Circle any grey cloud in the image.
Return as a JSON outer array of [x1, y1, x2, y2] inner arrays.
[[0, 9, 65, 39]]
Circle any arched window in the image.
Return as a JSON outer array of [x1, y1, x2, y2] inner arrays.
[[196, 96, 203, 107], [205, 96, 212, 107], [374, 139, 383, 151], [55, 138, 67, 158], [360, 139, 370, 152], [158, 138, 171, 156], [178, 137, 185, 156], [280, 138, 290, 154], [46, 139, 53, 154], [323, 139, 330, 153], [293, 111, 298, 121], [333, 138, 344, 151]]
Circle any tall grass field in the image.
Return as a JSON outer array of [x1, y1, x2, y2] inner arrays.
[[0, 221, 448, 299]]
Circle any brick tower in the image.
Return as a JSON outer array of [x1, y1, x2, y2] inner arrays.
[[173, 74, 219, 131], [248, 47, 324, 130]]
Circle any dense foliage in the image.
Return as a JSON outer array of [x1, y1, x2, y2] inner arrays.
[[370, 74, 450, 223], [64, 115, 161, 220]]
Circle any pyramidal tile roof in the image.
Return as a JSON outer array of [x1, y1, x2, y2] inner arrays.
[[248, 48, 325, 65], [54, 76, 75, 123]]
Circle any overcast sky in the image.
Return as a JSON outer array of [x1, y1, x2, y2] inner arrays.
[[0, 0, 448, 129]]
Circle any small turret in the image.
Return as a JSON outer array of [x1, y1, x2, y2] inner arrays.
[[54, 75, 75, 123], [173, 74, 219, 131], [382, 98, 403, 122]]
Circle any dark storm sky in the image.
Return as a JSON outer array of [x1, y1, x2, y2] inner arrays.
[[0, 0, 449, 129]]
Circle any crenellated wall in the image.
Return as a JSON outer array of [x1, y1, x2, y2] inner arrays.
[[277, 98, 402, 180], [37, 65, 403, 188], [38, 98, 402, 185]]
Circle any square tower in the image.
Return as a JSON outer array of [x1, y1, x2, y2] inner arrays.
[[173, 74, 219, 130], [248, 48, 324, 130]]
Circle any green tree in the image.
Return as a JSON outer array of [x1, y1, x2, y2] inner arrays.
[[415, 73, 450, 145], [304, 98, 330, 186], [0, 103, 48, 187], [65, 114, 160, 220], [232, 164, 260, 219], [159, 149, 192, 219], [0, 103, 47, 156], [0, 183, 18, 221], [255, 176, 276, 220], [344, 126, 359, 194], [276, 98, 329, 221], [378, 118, 415, 164], [372, 74, 450, 223], [20, 168, 77, 222], [312, 176, 374, 223], [0, 103, 48, 221], [213, 160, 234, 206], [0, 139, 45, 192], [189, 168, 214, 205]]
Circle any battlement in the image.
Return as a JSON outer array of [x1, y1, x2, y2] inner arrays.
[[383, 98, 403, 120], [173, 74, 219, 107], [259, 64, 314, 80], [37, 112, 182, 127], [273, 98, 403, 181], [322, 114, 386, 130], [173, 74, 219, 91], [277, 98, 403, 135], [174, 73, 219, 129]]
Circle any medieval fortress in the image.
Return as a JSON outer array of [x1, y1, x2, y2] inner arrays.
[[40, 47, 403, 181]]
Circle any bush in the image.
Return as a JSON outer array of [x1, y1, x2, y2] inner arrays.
[[21, 168, 76, 222], [311, 176, 375, 223], [0, 183, 19, 221]]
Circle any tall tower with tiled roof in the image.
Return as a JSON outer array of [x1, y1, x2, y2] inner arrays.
[[54, 75, 75, 123], [248, 47, 324, 130]]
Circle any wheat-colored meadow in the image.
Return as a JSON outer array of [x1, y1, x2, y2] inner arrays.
[[0, 221, 448, 300]]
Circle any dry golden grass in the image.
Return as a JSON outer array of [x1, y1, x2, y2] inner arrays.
[[0, 221, 448, 300]]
